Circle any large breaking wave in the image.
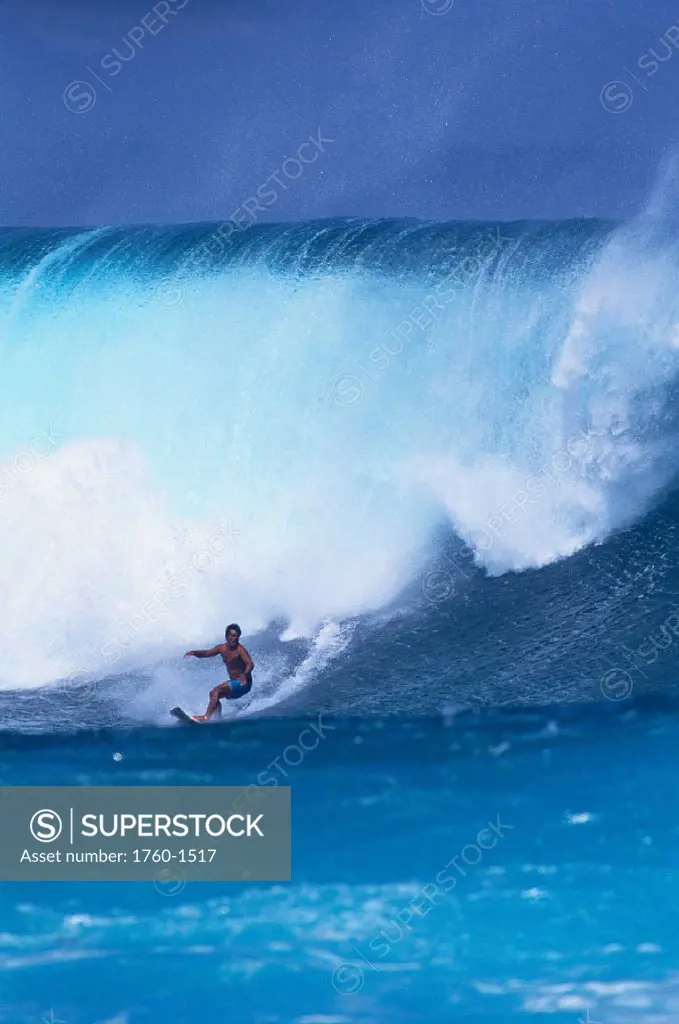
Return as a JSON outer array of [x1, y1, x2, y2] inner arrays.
[[2, 214, 679, 713]]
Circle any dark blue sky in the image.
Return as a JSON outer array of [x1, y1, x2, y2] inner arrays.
[[2, 0, 679, 226]]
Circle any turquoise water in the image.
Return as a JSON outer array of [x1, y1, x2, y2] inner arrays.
[[1, 708, 678, 1023]]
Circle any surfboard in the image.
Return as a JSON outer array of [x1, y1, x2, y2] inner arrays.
[[170, 706, 202, 725]]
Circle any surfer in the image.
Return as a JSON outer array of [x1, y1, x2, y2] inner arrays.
[[184, 623, 254, 720]]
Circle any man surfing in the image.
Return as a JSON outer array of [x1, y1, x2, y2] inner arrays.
[[184, 623, 254, 721]]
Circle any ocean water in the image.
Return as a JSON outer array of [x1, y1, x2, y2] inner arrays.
[[2, 216, 679, 1022]]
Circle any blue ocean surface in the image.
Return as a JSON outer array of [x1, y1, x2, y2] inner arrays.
[[2, 216, 679, 1021], [1, 708, 679, 1023]]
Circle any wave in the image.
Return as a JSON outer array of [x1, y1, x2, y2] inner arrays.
[[2, 216, 679, 702]]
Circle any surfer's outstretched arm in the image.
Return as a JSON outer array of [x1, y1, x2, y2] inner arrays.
[[184, 645, 222, 658]]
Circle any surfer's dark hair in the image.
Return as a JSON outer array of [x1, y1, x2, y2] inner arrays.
[[225, 623, 241, 637]]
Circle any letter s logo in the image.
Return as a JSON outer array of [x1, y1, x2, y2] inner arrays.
[[30, 809, 63, 842]]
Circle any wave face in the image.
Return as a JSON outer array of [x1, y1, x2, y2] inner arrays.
[[3, 217, 679, 715]]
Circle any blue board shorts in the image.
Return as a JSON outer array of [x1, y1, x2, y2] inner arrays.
[[225, 679, 252, 699]]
